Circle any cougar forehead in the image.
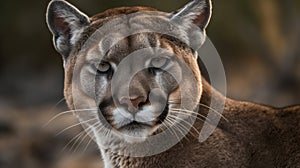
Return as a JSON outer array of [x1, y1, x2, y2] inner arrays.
[[73, 8, 200, 58], [86, 33, 160, 63]]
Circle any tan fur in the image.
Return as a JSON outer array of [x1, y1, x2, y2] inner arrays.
[[47, 1, 300, 167], [98, 80, 300, 167]]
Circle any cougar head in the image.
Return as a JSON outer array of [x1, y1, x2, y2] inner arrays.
[[46, 0, 211, 146]]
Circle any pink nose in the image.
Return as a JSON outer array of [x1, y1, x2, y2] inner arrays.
[[120, 96, 146, 112]]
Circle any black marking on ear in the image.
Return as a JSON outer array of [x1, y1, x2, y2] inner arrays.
[[46, 0, 90, 60]]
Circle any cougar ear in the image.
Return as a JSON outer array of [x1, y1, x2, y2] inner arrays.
[[46, 0, 90, 59], [171, 0, 212, 49]]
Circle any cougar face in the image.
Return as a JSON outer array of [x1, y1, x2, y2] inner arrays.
[[47, 0, 211, 144]]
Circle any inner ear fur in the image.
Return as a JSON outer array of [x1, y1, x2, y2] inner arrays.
[[171, 0, 212, 50], [171, 0, 212, 30], [46, 0, 90, 59]]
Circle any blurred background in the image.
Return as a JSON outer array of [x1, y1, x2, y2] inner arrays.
[[0, 0, 299, 167]]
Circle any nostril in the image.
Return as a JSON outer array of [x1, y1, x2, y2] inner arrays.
[[131, 96, 145, 109], [120, 96, 146, 112]]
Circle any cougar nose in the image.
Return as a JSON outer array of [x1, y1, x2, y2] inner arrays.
[[120, 96, 146, 112]]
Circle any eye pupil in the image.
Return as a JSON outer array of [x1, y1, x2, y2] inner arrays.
[[97, 62, 111, 73]]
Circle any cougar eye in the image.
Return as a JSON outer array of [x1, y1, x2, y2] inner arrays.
[[97, 62, 111, 73], [150, 57, 169, 69]]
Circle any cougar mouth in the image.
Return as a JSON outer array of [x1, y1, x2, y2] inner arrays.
[[120, 104, 169, 128], [120, 121, 152, 131], [97, 99, 170, 136]]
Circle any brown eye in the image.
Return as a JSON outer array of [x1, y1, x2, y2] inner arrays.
[[97, 62, 111, 73], [150, 57, 169, 69]]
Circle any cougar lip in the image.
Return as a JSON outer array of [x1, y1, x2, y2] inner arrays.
[[120, 121, 152, 131], [118, 121, 153, 141], [117, 117, 153, 129]]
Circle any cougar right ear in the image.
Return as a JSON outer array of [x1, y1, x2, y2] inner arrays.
[[46, 0, 90, 60]]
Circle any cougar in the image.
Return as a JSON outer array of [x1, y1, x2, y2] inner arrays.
[[46, 0, 300, 167]]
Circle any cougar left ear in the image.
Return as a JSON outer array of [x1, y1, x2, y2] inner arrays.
[[171, 0, 212, 49], [171, 0, 212, 30], [46, 0, 90, 60]]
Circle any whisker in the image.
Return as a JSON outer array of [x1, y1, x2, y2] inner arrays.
[[169, 108, 206, 117], [168, 101, 229, 122], [55, 118, 98, 136], [53, 98, 66, 109], [166, 117, 190, 141], [46, 98, 67, 114], [69, 122, 100, 153], [74, 122, 102, 153], [81, 135, 94, 156], [43, 108, 98, 128], [70, 130, 90, 153], [79, 124, 108, 154], [168, 114, 200, 138], [198, 103, 229, 122], [169, 109, 211, 123], [163, 119, 183, 143], [62, 131, 85, 152], [169, 110, 219, 129], [104, 126, 112, 136]]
